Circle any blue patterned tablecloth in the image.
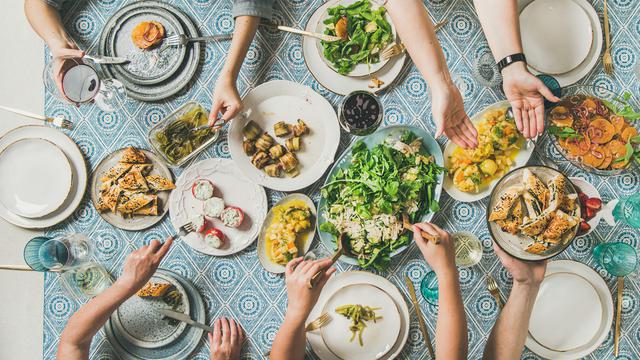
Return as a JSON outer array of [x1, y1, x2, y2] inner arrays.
[[41, 0, 640, 359]]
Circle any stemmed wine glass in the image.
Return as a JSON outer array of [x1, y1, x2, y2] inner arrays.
[[43, 56, 126, 112]]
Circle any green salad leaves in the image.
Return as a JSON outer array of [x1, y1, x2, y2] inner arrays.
[[320, 131, 444, 270], [321, 0, 392, 74]]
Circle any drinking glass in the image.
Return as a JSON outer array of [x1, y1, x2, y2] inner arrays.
[[24, 233, 93, 271], [613, 193, 640, 228], [420, 271, 439, 306], [593, 242, 638, 277], [303, 245, 333, 261], [471, 52, 501, 88], [536, 74, 562, 108], [60, 262, 113, 299], [452, 231, 483, 267], [43, 56, 126, 112]]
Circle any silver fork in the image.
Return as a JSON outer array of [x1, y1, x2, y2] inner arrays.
[[486, 274, 504, 309], [263, 313, 331, 356], [0, 105, 73, 130], [164, 33, 233, 46], [173, 222, 196, 238]]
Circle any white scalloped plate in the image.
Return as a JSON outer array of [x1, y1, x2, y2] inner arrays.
[[168, 158, 267, 256]]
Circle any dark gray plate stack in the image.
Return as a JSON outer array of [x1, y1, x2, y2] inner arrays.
[[99, 1, 200, 102]]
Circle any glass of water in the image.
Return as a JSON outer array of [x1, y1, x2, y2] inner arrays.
[[24, 233, 93, 271]]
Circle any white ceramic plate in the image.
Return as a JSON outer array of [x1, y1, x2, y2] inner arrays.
[[517, 0, 602, 87], [91, 148, 173, 231], [257, 193, 317, 274], [303, 0, 407, 95], [526, 260, 613, 359], [308, 271, 409, 360], [0, 126, 87, 228], [314, 0, 396, 77], [520, 0, 592, 74], [111, 272, 190, 349], [443, 101, 534, 203], [169, 158, 267, 256], [321, 284, 401, 360], [228, 80, 341, 192], [0, 138, 72, 218]]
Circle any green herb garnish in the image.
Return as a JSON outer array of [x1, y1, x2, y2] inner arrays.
[[601, 92, 640, 121], [548, 125, 583, 140]]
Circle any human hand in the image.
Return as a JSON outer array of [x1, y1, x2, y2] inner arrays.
[[284, 257, 336, 320], [493, 242, 546, 286], [501, 63, 560, 139], [49, 41, 85, 102], [114, 237, 174, 295], [209, 77, 242, 128], [431, 82, 478, 149], [208, 317, 244, 360], [412, 222, 456, 276]]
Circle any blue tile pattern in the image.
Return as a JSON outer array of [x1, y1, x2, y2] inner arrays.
[[42, 0, 639, 359]]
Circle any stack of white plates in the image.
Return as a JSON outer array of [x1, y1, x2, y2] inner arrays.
[[0, 126, 87, 228], [525, 260, 614, 359], [307, 272, 410, 360], [519, 0, 603, 86]]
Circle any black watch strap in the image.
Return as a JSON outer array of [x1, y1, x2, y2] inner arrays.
[[497, 53, 527, 73]]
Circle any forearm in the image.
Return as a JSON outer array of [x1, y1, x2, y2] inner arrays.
[[483, 282, 540, 360], [385, 0, 452, 91], [24, 0, 72, 48], [270, 312, 307, 360], [434, 270, 468, 360], [57, 282, 134, 359], [473, 0, 522, 60], [218, 15, 260, 83]]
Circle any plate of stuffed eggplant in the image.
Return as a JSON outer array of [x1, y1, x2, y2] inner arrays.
[[228, 80, 341, 192]]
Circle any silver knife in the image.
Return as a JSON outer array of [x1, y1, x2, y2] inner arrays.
[[157, 308, 214, 332], [83, 54, 129, 65]]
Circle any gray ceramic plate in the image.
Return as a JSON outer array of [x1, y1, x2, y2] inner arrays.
[[104, 269, 205, 360], [103, 5, 187, 85], [90, 148, 173, 231], [99, 1, 200, 102], [111, 272, 189, 349], [317, 125, 445, 266]]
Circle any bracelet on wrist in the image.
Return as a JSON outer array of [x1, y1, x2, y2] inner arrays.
[[497, 53, 527, 74]]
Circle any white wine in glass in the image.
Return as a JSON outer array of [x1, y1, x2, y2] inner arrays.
[[453, 231, 483, 267]]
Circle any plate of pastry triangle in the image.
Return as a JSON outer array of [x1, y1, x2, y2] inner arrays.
[[91, 146, 176, 231], [487, 165, 581, 261]]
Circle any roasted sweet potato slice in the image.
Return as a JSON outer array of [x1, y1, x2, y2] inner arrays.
[[588, 117, 615, 144], [582, 98, 597, 113], [559, 132, 591, 157], [597, 146, 613, 169], [621, 126, 638, 142], [582, 145, 606, 168], [610, 115, 626, 134], [607, 139, 627, 159], [335, 17, 348, 40]]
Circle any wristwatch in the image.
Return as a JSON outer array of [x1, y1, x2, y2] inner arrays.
[[497, 53, 527, 73]]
